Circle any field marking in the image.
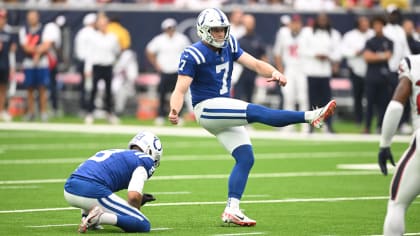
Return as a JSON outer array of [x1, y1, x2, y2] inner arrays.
[[0, 207, 76, 213], [0, 122, 411, 143], [25, 223, 78, 228], [153, 191, 191, 195], [0, 185, 39, 189], [24, 224, 171, 231], [337, 164, 395, 171], [0, 196, 392, 214], [366, 233, 420, 236], [213, 232, 265, 236], [0, 179, 66, 185], [0, 152, 378, 165], [0, 170, 383, 185], [243, 194, 270, 198]]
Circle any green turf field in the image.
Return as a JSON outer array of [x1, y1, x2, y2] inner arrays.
[[0, 129, 418, 236]]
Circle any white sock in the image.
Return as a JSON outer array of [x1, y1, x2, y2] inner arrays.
[[99, 212, 118, 225], [304, 110, 315, 122], [226, 197, 240, 210]]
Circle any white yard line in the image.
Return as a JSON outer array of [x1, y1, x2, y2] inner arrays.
[[0, 185, 39, 189], [213, 233, 265, 236], [0, 152, 377, 165], [242, 194, 270, 198], [366, 233, 420, 236], [0, 196, 392, 214], [0, 179, 66, 185], [153, 191, 191, 195], [0, 122, 411, 143], [24, 224, 171, 231], [25, 223, 78, 228], [0, 171, 382, 185]]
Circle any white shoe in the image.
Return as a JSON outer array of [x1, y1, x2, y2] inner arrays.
[[309, 100, 336, 128], [84, 114, 94, 125], [1, 111, 11, 122], [40, 112, 49, 123], [78, 206, 103, 233], [154, 117, 165, 126], [222, 208, 256, 226], [107, 114, 120, 125]]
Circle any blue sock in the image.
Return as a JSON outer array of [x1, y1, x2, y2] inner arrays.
[[116, 215, 150, 233], [246, 103, 305, 127], [228, 145, 255, 199]]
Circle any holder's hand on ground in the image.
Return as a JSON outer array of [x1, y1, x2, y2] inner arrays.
[[378, 147, 395, 176], [141, 193, 156, 206], [267, 71, 287, 86], [168, 109, 179, 125]]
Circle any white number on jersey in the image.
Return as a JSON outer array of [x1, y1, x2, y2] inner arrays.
[[88, 149, 124, 162], [179, 59, 187, 71], [216, 62, 230, 94]]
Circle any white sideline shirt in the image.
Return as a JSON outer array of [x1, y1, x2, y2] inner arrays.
[[84, 31, 120, 73], [384, 23, 411, 72], [299, 27, 342, 77], [273, 26, 303, 68], [341, 28, 374, 77], [146, 32, 190, 74], [74, 26, 96, 62]]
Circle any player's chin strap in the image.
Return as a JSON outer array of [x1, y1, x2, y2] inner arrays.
[[380, 100, 404, 148]]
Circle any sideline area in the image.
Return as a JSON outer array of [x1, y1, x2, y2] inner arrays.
[[0, 122, 412, 143]]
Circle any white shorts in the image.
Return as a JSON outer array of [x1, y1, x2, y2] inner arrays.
[[64, 190, 148, 222], [194, 97, 252, 153]]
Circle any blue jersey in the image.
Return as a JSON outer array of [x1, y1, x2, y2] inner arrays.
[[70, 149, 155, 193], [178, 35, 243, 106]]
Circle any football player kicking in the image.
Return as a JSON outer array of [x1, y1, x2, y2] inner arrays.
[[379, 54, 420, 236], [169, 8, 336, 227], [64, 131, 162, 233]]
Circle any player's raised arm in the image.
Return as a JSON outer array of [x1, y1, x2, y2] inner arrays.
[[169, 75, 193, 124], [236, 51, 287, 86]]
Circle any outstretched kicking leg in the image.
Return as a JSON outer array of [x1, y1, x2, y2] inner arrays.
[[196, 98, 336, 131]]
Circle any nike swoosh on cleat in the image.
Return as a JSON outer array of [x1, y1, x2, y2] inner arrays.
[[235, 214, 244, 220]]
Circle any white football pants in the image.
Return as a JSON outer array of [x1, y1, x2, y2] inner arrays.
[[384, 130, 420, 236], [194, 97, 252, 153]]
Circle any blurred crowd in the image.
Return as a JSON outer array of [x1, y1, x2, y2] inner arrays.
[[0, 4, 419, 134], [2, 0, 420, 10]]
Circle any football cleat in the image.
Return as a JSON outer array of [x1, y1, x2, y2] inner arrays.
[[222, 208, 256, 226], [78, 206, 103, 233], [309, 100, 336, 128]]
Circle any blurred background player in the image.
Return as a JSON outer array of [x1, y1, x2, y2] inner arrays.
[[146, 18, 190, 126], [273, 14, 308, 133], [0, 9, 16, 122], [377, 54, 420, 236], [74, 13, 96, 115], [299, 13, 341, 133], [363, 15, 393, 134], [169, 8, 336, 227], [341, 15, 373, 125], [64, 131, 162, 233], [84, 12, 120, 125], [233, 14, 266, 103], [44, 15, 65, 117], [19, 10, 50, 122], [383, 6, 412, 134], [106, 14, 136, 116]]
